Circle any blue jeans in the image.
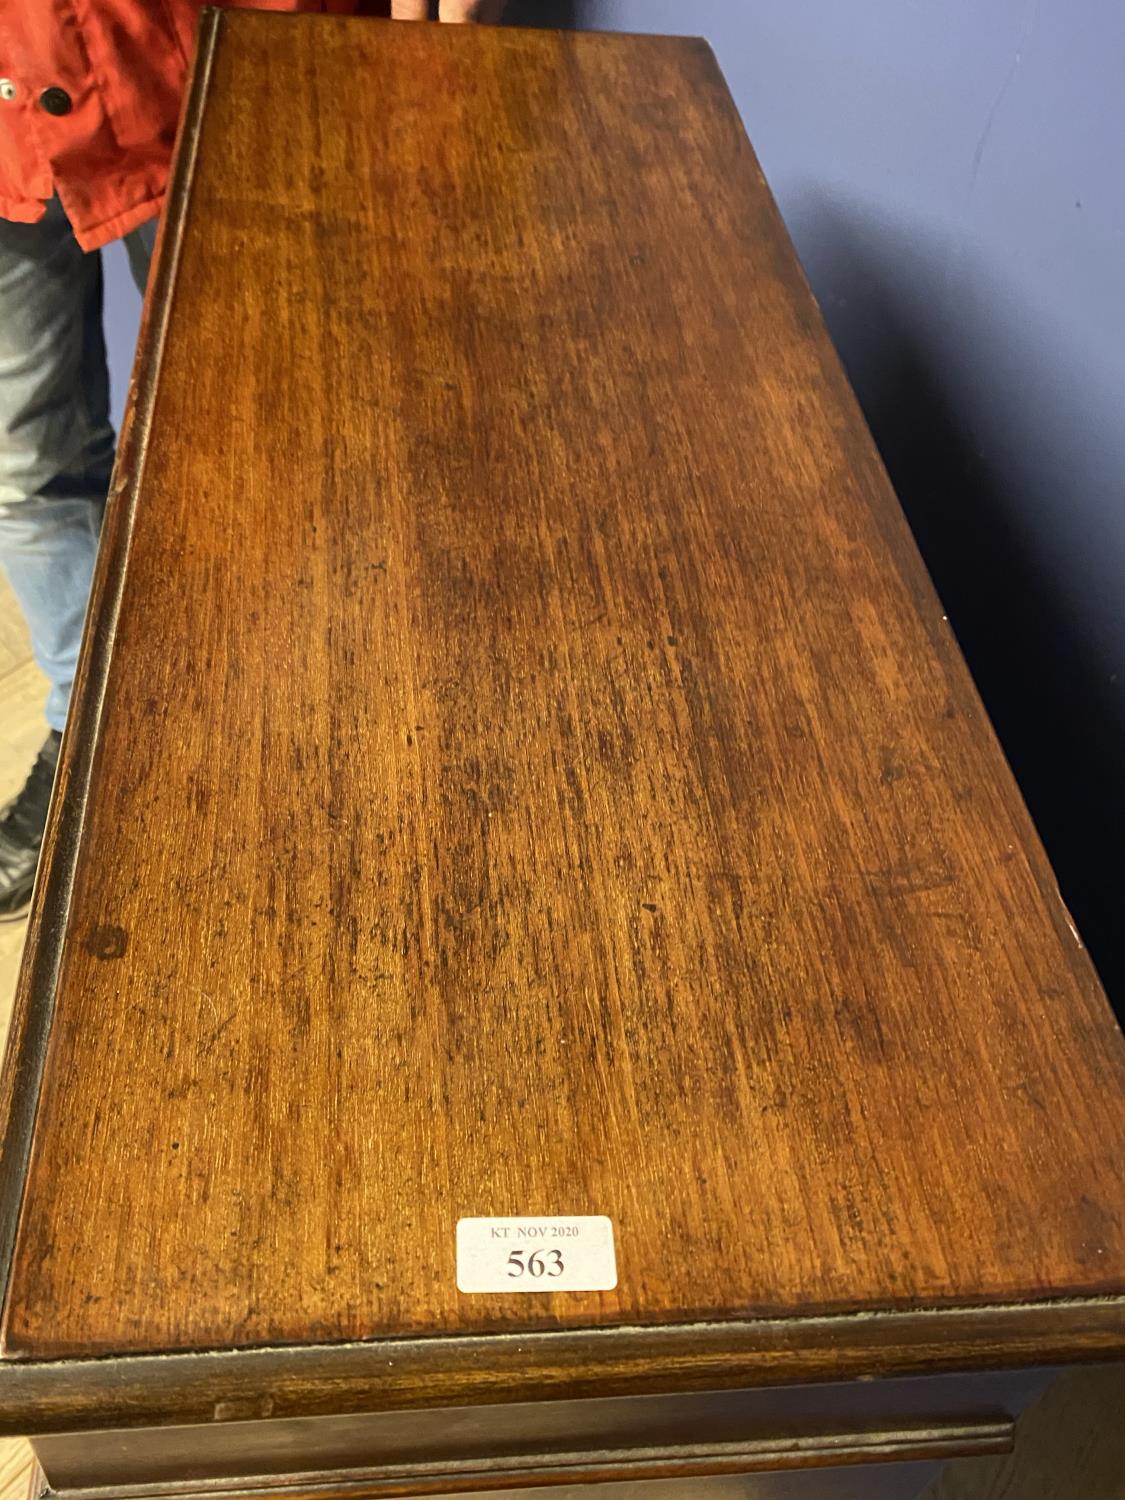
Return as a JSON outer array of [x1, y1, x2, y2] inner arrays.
[[0, 199, 155, 733]]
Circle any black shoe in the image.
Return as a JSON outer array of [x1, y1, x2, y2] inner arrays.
[[0, 731, 63, 922]]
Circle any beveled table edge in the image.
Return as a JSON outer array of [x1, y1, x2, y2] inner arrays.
[[0, 7, 223, 1355], [0, 1300, 1122, 1438]]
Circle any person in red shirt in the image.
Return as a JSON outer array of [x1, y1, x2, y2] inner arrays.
[[0, 0, 500, 919]]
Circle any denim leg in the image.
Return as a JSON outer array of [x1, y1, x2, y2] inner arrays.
[[0, 199, 114, 733], [123, 217, 158, 294]]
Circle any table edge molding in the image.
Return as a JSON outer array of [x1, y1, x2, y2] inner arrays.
[[0, 7, 224, 1348], [0, 1298, 1121, 1437]]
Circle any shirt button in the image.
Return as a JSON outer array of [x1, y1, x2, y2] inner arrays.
[[39, 86, 73, 116], [0, 79, 17, 103]]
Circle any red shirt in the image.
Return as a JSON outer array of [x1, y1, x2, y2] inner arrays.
[[0, 1, 354, 250]]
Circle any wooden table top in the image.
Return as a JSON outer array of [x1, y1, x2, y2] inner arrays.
[[0, 11, 1122, 1407]]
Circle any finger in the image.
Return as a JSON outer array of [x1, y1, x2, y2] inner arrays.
[[439, 0, 504, 20], [391, 0, 428, 18]]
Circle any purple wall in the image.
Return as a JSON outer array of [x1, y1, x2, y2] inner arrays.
[[103, 0, 1125, 1001], [586, 0, 1124, 666], [570, 4, 1125, 996]]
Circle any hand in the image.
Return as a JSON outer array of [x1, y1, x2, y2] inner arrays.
[[391, 1, 505, 19]]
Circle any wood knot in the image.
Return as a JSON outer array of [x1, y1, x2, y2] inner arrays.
[[84, 924, 129, 960]]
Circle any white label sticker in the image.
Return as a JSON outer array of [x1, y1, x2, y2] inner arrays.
[[456, 1215, 617, 1293]]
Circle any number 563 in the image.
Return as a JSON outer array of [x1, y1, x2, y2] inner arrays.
[[507, 1248, 564, 1278]]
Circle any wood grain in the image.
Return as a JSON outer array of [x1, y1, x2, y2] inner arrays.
[[1, 12, 1123, 1369]]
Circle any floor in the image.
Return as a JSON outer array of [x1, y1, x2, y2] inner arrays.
[[0, 578, 1121, 1497], [0, 575, 47, 1042], [0, 574, 41, 1498]]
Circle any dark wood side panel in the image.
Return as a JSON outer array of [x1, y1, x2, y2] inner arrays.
[[32, 1367, 1049, 1490], [33, 1461, 947, 1500], [33, 1430, 994, 1500]]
